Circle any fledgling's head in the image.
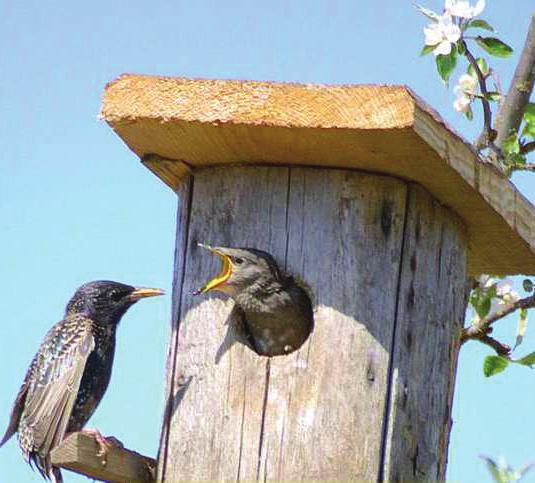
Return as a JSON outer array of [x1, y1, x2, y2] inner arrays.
[[65, 280, 164, 325], [194, 245, 282, 297]]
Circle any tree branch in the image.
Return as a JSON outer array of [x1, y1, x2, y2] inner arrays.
[[463, 41, 497, 151], [461, 293, 535, 350], [520, 140, 535, 155], [494, 13, 535, 151], [476, 335, 511, 357], [512, 163, 535, 172]]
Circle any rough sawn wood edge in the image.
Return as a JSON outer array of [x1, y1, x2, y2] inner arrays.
[[100, 75, 535, 275], [50, 432, 155, 483]]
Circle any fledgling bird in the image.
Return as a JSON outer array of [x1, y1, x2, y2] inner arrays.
[[0, 280, 164, 483], [194, 245, 314, 356]]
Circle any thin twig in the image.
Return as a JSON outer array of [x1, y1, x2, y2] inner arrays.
[[512, 163, 535, 172], [461, 292, 535, 343], [477, 335, 511, 357], [520, 141, 535, 155], [463, 41, 496, 151], [494, 13, 535, 152]]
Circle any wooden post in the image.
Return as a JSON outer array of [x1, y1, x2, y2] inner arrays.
[[155, 166, 467, 481], [100, 75, 535, 482]]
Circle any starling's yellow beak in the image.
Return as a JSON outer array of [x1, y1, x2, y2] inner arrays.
[[194, 244, 233, 295], [129, 287, 165, 301]]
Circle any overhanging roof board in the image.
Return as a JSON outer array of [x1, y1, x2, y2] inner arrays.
[[101, 74, 535, 276]]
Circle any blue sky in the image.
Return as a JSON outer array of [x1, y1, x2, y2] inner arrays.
[[1, 1, 534, 482]]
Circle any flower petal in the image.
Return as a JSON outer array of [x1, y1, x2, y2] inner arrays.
[[453, 93, 471, 112], [434, 40, 452, 56], [473, 0, 485, 17], [424, 24, 443, 45]]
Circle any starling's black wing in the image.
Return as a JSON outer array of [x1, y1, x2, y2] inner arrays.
[[16, 315, 95, 481]]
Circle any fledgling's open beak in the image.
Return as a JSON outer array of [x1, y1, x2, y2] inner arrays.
[[194, 243, 233, 295], [129, 287, 165, 301]]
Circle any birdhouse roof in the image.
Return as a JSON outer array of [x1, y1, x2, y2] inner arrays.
[[101, 74, 535, 276]]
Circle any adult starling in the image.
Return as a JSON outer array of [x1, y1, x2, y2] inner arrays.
[[0, 280, 164, 483], [194, 245, 314, 357]]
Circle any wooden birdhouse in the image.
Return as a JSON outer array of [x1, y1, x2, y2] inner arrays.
[[53, 75, 535, 482]]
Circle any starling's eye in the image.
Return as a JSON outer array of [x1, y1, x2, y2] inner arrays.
[[233, 257, 245, 265], [110, 290, 123, 302]]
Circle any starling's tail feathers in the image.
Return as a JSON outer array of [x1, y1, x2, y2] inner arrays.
[[32, 452, 63, 483], [0, 380, 29, 448], [0, 424, 15, 448], [50, 466, 63, 483], [0, 429, 13, 448]]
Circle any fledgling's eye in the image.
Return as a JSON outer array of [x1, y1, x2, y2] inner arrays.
[[110, 290, 123, 302], [233, 257, 245, 265]]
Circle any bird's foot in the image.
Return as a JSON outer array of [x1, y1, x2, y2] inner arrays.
[[80, 429, 124, 465]]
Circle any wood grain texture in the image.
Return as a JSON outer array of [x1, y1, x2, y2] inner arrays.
[[380, 185, 468, 481], [50, 432, 155, 483], [257, 169, 408, 481], [158, 166, 469, 481], [156, 173, 193, 482], [160, 167, 290, 482], [100, 75, 535, 275]]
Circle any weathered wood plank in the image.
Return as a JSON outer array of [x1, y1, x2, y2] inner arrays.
[[156, 172, 193, 482], [256, 169, 409, 481], [380, 184, 468, 481], [50, 432, 155, 483], [160, 167, 290, 482]]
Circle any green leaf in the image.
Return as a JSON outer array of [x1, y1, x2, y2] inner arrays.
[[515, 351, 535, 367], [523, 279, 534, 293], [420, 44, 436, 56], [457, 40, 466, 55], [484, 91, 501, 102], [467, 19, 495, 32], [467, 57, 489, 77], [478, 297, 492, 319], [522, 121, 535, 138], [523, 103, 535, 122], [507, 153, 527, 166], [465, 106, 473, 121], [513, 308, 528, 350], [502, 133, 520, 156], [476, 37, 514, 58], [414, 4, 440, 21], [483, 355, 509, 377], [436, 45, 457, 85]]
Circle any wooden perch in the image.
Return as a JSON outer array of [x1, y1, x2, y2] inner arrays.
[[50, 432, 155, 483]]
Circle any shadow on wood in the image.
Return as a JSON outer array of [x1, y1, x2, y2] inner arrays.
[[50, 432, 155, 483]]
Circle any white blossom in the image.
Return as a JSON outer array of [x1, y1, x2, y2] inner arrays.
[[471, 277, 520, 322], [453, 73, 478, 112], [496, 279, 520, 304], [484, 279, 520, 318], [455, 73, 478, 94], [477, 275, 495, 288], [424, 14, 461, 56], [445, 0, 485, 19], [453, 95, 471, 113]]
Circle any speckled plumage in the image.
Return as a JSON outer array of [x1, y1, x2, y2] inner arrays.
[[235, 274, 314, 356], [0, 280, 163, 482], [197, 246, 314, 356]]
